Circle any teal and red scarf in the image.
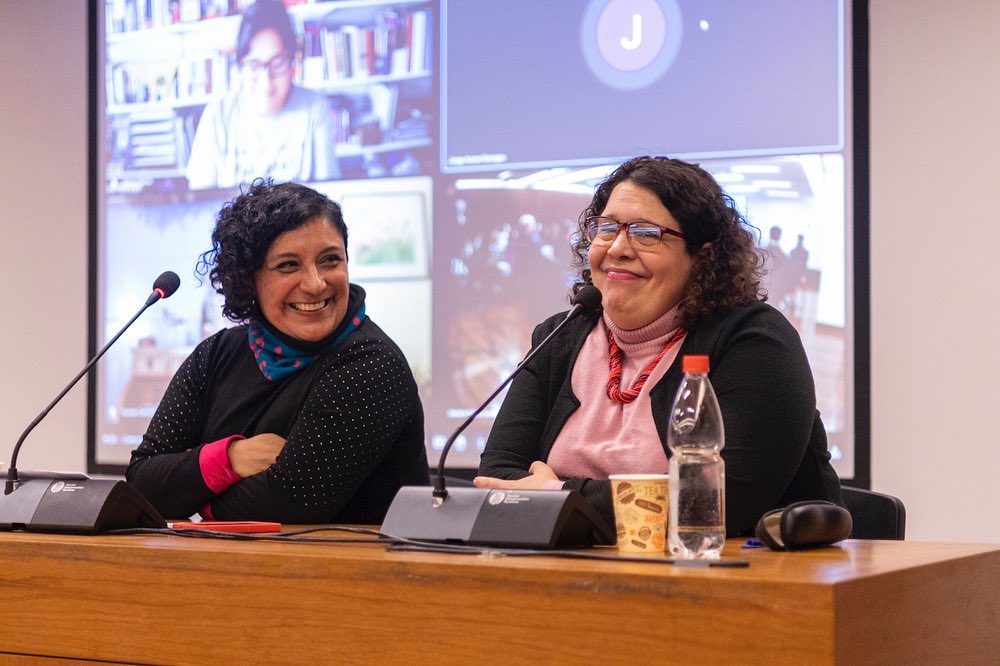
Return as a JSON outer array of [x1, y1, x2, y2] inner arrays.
[[248, 300, 366, 381]]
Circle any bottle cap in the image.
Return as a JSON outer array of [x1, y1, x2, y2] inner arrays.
[[683, 355, 710, 374]]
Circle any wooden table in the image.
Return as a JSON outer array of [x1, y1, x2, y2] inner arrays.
[[0, 530, 997, 664]]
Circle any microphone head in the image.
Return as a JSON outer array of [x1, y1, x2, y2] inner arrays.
[[152, 271, 181, 299], [571, 284, 602, 313]]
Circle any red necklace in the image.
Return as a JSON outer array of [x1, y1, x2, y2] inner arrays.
[[606, 327, 686, 404]]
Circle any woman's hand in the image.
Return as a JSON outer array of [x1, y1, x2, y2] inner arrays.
[[473, 460, 559, 489], [228, 433, 286, 478]]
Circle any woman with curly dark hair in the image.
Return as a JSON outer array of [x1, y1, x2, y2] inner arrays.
[[475, 156, 842, 536], [127, 180, 428, 523]]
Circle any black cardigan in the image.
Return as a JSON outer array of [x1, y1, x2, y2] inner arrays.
[[479, 300, 842, 536]]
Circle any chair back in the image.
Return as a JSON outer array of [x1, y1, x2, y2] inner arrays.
[[841, 487, 906, 540]]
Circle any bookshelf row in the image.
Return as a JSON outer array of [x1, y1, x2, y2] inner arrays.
[[106, 54, 234, 107], [302, 8, 430, 83], [104, 0, 429, 37], [106, 62, 429, 112], [105, 5, 431, 111], [106, 0, 280, 35]]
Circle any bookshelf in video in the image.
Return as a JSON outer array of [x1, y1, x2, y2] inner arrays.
[[103, 0, 434, 186], [97, 0, 436, 464]]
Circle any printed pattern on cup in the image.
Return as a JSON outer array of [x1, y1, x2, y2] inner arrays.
[[611, 476, 669, 553]]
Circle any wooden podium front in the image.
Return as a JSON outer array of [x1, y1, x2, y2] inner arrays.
[[0, 531, 997, 664]]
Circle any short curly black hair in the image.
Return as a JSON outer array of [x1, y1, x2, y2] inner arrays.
[[572, 156, 765, 329], [196, 179, 347, 322]]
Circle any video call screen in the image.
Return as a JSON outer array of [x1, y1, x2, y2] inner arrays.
[[92, 0, 858, 478]]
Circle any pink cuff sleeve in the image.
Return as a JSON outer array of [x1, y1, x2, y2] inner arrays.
[[199, 435, 244, 493], [543, 479, 566, 490]]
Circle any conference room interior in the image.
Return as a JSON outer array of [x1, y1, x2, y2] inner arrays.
[[1, 0, 998, 548], [3, 3, 1000, 662]]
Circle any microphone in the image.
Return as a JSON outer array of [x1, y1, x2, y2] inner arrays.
[[147, 270, 181, 306], [0, 272, 178, 532], [381, 285, 615, 548], [432, 284, 603, 504]]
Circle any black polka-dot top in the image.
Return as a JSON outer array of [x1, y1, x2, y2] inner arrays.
[[126, 311, 429, 523]]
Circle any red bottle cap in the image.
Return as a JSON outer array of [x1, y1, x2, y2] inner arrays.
[[683, 355, 710, 373]]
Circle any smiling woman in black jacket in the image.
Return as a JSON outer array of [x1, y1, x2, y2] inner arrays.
[[127, 181, 428, 522], [474, 156, 842, 535]]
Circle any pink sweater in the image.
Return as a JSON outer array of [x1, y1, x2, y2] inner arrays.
[[546, 307, 685, 482]]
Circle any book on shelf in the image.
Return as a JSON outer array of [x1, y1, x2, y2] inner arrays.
[[408, 9, 430, 73], [367, 83, 399, 135], [302, 19, 327, 85], [391, 110, 430, 143], [127, 115, 175, 135], [107, 52, 234, 107], [131, 142, 175, 158]]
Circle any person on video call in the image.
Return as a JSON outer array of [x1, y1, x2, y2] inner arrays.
[[127, 181, 428, 522], [474, 156, 842, 536], [185, 0, 340, 190]]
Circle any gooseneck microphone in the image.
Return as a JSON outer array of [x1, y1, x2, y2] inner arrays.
[[147, 270, 182, 306], [0, 272, 178, 532], [431, 284, 604, 504], [6, 271, 180, 491], [382, 285, 615, 548]]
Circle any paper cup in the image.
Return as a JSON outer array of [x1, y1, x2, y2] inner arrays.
[[609, 474, 669, 553]]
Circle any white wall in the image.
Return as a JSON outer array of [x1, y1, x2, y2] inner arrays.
[[0, 1, 88, 474], [1, 1, 997, 541], [869, 1, 1000, 542]]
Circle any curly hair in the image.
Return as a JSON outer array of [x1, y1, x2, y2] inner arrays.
[[196, 179, 347, 323], [571, 156, 765, 329]]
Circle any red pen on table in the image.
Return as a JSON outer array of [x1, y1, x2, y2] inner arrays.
[[166, 521, 282, 533]]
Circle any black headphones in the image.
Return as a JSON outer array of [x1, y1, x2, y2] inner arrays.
[[754, 500, 852, 551]]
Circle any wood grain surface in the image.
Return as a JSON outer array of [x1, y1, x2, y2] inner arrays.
[[0, 531, 997, 664]]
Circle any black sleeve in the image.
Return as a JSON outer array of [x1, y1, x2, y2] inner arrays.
[[125, 336, 218, 519], [712, 310, 821, 535], [561, 478, 614, 527], [206, 337, 421, 522]]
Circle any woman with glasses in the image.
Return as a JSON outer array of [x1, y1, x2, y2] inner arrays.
[[474, 156, 842, 536], [127, 180, 428, 522], [185, 0, 340, 190]]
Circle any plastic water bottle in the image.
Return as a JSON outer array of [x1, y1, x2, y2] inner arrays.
[[668, 355, 726, 559]]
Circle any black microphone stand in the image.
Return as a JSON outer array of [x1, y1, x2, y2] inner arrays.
[[431, 298, 596, 505], [383, 286, 613, 548], [0, 273, 177, 532], [7, 296, 159, 494]]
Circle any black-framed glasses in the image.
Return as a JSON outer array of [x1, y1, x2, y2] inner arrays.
[[240, 53, 292, 79], [585, 216, 686, 247]]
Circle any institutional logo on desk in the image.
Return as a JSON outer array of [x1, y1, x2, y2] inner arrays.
[[50, 481, 66, 493], [49, 481, 82, 493], [488, 491, 506, 505]]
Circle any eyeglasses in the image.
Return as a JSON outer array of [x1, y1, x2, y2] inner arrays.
[[585, 216, 686, 247], [240, 53, 292, 79]]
